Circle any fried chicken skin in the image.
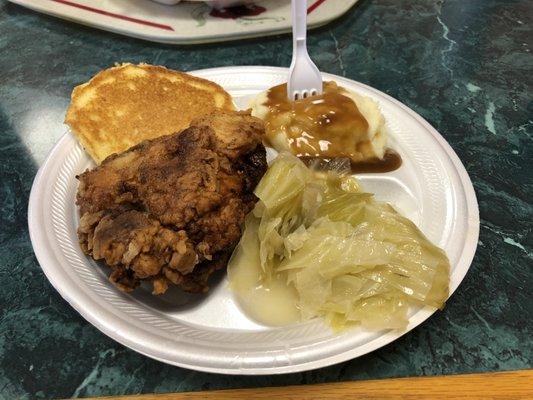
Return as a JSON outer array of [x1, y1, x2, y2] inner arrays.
[[76, 110, 267, 294]]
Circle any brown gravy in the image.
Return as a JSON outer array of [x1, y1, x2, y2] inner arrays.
[[263, 81, 401, 173], [300, 149, 402, 174]]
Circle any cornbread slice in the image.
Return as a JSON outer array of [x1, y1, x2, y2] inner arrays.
[[65, 63, 235, 163]]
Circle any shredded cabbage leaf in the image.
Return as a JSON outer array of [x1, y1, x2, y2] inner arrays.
[[228, 153, 450, 331]]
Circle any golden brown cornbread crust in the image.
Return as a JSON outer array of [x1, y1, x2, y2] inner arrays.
[[65, 63, 235, 163]]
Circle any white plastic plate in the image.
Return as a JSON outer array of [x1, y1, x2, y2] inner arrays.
[[28, 66, 479, 374]]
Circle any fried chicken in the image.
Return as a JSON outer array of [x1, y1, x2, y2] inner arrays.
[[76, 110, 267, 294]]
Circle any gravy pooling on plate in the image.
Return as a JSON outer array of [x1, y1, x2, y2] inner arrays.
[[255, 81, 401, 173], [299, 149, 402, 174]]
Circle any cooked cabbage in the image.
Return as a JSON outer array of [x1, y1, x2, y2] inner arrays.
[[228, 153, 450, 330]]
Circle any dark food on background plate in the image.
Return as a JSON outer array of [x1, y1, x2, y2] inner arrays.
[[76, 110, 267, 294]]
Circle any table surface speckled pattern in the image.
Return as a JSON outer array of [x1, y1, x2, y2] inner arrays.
[[0, 0, 532, 398]]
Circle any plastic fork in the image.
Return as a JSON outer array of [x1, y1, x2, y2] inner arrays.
[[287, 0, 323, 101]]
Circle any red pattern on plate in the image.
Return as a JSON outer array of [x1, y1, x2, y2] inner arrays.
[[51, 0, 175, 31], [307, 0, 328, 14]]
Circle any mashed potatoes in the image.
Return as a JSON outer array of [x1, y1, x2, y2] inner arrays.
[[250, 81, 387, 163]]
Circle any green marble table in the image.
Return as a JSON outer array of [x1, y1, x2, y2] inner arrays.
[[0, 0, 531, 398]]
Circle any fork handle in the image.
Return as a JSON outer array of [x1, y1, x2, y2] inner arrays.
[[291, 0, 307, 43]]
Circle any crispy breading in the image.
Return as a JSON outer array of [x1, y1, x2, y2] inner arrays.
[[76, 110, 267, 294]]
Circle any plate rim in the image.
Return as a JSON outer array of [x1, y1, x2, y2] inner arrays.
[[28, 66, 479, 374]]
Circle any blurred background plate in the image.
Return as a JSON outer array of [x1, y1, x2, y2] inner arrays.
[[28, 66, 479, 375], [7, 0, 359, 44]]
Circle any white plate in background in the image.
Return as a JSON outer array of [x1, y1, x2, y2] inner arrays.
[[28, 66, 479, 374], [8, 0, 358, 44], [152, 1, 254, 7]]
